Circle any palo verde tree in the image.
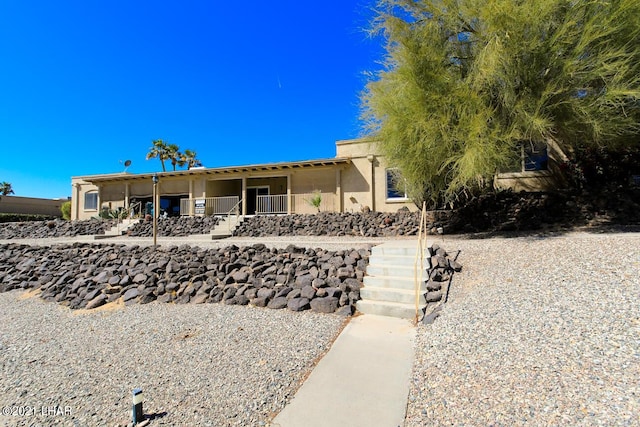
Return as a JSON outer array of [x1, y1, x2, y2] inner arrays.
[[361, 0, 640, 207]]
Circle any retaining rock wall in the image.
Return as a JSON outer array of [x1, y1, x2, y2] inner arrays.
[[0, 219, 115, 239], [0, 243, 369, 315], [233, 210, 445, 237], [127, 216, 221, 237]]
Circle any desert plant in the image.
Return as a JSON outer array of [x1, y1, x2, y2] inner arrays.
[[362, 0, 640, 207], [60, 201, 71, 220], [307, 190, 322, 212]]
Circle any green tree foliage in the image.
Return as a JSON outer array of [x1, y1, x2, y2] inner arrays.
[[361, 0, 640, 207], [0, 181, 14, 196], [146, 140, 202, 171], [181, 149, 202, 170], [167, 143, 184, 171], [146, 139, 170, 172], [60, 201, 71, 220]]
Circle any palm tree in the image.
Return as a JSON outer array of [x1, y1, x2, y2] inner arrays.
[[167, 143, 185, 171], [146, 139, 169, 172], [0, 182, 14, 196], [181, 149, 202, 170]]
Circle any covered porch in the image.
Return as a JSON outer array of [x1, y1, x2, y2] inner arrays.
[[178, 158, 348, 216], [72, 158, 350, 220], [179, 192, 337, 216]]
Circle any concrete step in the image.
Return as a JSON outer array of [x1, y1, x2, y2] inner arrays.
[[363, 275, 427, 291], [184, 216, 244, 240], [371, 241, 431, 257], [356, 300, 425, 320], [366, 263, 428, 278], [360, 287, 426, 305], [96, 219, 140, 239], [369, 254, 429, 267]]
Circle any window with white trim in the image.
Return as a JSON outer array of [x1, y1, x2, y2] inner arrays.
[[84, 192, 98, 210], [386, 168, 408, 200]]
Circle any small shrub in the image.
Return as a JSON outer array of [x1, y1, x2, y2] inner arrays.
[[307, 190, 322, 212], [60, 201, 71, 220]]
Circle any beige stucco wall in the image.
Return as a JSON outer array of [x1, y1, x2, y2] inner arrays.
[[72, 176, 148, 220], [0, 195, 66, 218], [247, 176, 288, 194], [290, 169, 335, 194], [207, 179, 241, 197], [159, 178, 189, 196], [337, 138, 417, 212], [71, 178, 97, 220]]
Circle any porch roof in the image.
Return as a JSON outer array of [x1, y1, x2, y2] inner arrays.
[[75, 157, 351, 185]]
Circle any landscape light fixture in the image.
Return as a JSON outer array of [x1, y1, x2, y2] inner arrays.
[[152, 173, 159, 246], [132, 388, 144, 424]]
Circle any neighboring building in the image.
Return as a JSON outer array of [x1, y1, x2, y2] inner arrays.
[[71, 138, 563, 221], [70, 138, 418, 220], [0, 195, 67, 218]]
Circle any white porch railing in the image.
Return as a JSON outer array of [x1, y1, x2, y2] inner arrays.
[[257, 194, 288, 214], [180, 193, 338, 215], [180, 196, 240, 215]]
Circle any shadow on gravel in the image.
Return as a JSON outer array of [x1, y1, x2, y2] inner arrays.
[[456, 223, 640, 240], [144, 411, 168, 421]]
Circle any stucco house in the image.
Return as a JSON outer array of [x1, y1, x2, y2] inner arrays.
[[70, 139, 420, 220], [71, 138, 563, 221]]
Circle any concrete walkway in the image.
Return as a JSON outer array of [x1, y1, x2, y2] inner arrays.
[[271, 314, 416, 427]]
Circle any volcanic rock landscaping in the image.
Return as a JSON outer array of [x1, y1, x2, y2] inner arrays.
[[0, 242, 369, 315], [233, 210, 439, 237], [421, 243, 462, 324], [126, 215, 221, 237], [0, 218, 115, 239]]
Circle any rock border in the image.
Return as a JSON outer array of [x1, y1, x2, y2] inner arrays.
[[422, 243, 462, 324], [0, 243, 369, 315]]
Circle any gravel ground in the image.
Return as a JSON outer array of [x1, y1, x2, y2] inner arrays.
[[0, 235, 389, 252], [0, 293, 346, 427], [2, 231, 639, 426], [407, 232, 640, 426]]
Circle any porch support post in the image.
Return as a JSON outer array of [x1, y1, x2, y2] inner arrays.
[[286, 173, 292, 214], [335, 169, 342, 213], [124, 183, 130, 209], [97, 185, 103, 214], [241, 177, 247, 215], [189, 179, 194, 216], [72, 183, 81, 220], [367, 154, 376, 212]]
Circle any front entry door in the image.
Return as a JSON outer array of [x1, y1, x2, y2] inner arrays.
[[246, 186, 269, 214]]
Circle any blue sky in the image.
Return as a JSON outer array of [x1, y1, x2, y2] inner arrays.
[[0, 1, 382, 199]]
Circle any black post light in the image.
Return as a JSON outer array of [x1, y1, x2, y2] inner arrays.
[[132, 388, 144, 424]]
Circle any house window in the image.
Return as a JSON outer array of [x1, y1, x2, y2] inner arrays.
[[84, 192, 98, 211], [523, 141, 549, 171], [386, 168, 408, 200]]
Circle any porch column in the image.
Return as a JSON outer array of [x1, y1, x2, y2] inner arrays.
[[72, 183, 81, 220], [335, 169, 342, 213], [155, 180, 161, 219], [189, 179, 194, 216], [97, 185, 103, 214], [368, 154, 376, 211], [124, 183, 130, 209], [286, 173, 292, 214], [241, 177, 247, 215]]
